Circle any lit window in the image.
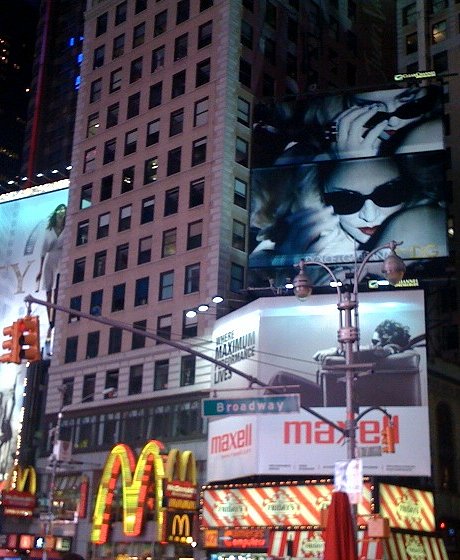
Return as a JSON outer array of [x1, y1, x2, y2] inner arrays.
[[121, 166, 134, 193], [432, 20, 447, 43], [87, 112, 100, 137], [144, 156, 158, 184]]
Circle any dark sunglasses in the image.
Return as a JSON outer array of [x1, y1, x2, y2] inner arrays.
[[323, 178, 406, 215], [364, 91, 437, 129]]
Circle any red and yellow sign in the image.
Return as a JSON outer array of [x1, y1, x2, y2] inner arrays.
[[91, 440, 197, 544], [379, 483, 435, 532], [0, 466, 37, 516]]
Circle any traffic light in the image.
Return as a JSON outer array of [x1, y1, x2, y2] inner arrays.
[[381, 422, 395, 453], [0, 322, 22, 364], [19, 316, 41, 362]]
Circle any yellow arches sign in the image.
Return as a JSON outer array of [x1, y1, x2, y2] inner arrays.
[[91, 440, 197, 545]]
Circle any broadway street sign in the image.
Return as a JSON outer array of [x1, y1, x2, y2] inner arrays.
[[202, 394, 300, 417]]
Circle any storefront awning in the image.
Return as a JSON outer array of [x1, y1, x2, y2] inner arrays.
[[384, 533, 448, 560]]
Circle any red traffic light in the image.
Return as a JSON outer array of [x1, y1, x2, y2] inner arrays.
[[0, 322, 22, 364], [20, 316, 41, 362], [381, 423, 395, 453]]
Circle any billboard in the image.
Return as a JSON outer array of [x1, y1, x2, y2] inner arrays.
[[208, 292, 430, 479], [0, 182, 69, 479], [249, 85, 447, 284]]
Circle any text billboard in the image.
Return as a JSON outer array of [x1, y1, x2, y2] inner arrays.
[[208, 292, 430, 479]]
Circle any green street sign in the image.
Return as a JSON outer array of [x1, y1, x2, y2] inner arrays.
[[202, 394, 300, 416]]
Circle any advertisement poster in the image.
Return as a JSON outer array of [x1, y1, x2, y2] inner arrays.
[[0, 182, 69, 479], [208, 292, 430, 479], [249, 85, 447, 284]]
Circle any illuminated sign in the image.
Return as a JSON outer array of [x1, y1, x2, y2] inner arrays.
[[91, 440, 197, 544], [0, 466, 37, 516], [379, 483, 435, 532], [394, 71, 437, 81], [165, 512, 194, 543]]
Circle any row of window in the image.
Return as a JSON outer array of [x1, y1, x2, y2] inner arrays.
[[402, 0, 450, 27], [405, 19, 450, 54]]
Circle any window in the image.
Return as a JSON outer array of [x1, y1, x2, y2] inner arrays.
[[90, 289, 103, 316], [138, 236, 152, 264], [100, 175, 113, 201], [115, 1, 127, 25], [135, 277, 149, 306], [154, 10, 167, 36], [433, 50, 448, 73], [287, 16, 298, 42], [187, 220, 202, 250], [174, 33, 188, 60], [146, 119, 160, 145], [194, 97, 208, 126], [109, 68, 122, 92], [97, 213, 110, 238], [406, 32, 417, 54], [124, 129, 138, 155], [87, 112, 100, 137], [180, 355, 195, 386], [196, 58, 210, 86], [172, 70, 186, 97], [105, 370, 119, 396], [167, 147, 182, 175], [162, 228, 177, 257], [65, 336, 78, 363], [115, 243, 129, 271], [133, 22, 145, 48], [72, 258, 85, 283], [62, 378, 74, 405], [112, 34, 125, 59], [90, 78, 102, 102], [235, 137, 249, 166], [132, 320, 146, 350], [239, 58, 252, 87], [129, 364, 143, 395], [191, 137, 207, 166], [184, 263, 200, 293], [83, 147, 96, 173], [151, 46, 165, 72], [157, 314, 172, 341], [198, 20, 212, 48], [432, 20, 447, 43], [431, 0, 447, 14], [76, 220, 89, 246], [106, 103, 119, 128], [183, 313, 197, 338], [141, 197, 155, 224], [121, 166, 134, 193], [241, 20, 253, 48], [93, 45, 105, 69], [83, 374, 96, 401], [96, 12, 108, 36], [264, 37, 276, 64], [112, 283, 126, 312], [237, 97, 250, 126], [189, 178, 204, 207], [231, 262, 244, 292], [402, 3, 417, 26], [126, 93, 140, 119], [164, 187, 179, 215], [103, 139, 116, 164], [200, 0, 213, 10], [107, 327, 122, 354], [232, 220, 246, 251], [149, 82, 162, 108], [86, 332, 99, 359], [169, 108, 184, 136], [234, 178, 247, 208], [118, 205, 132, 232], [154, 360, 169, 390], [69, 296, 81, 323], [130, 57, 143, 82], [135, 0, 147, 13], [144, 156, 158, 183], [262, 73, 275, 96], [266, 0, 277, 27], [176, 0, 190, 23], [93, 251, 107, 278], [80, 184, 92, 209], [159, 270, 174, 300]]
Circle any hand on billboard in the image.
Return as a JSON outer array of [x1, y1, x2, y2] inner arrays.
[[313, 347, 340, 361]]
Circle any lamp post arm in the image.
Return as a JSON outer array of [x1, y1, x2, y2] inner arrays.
[[355, 406, 392, 424], [298, 259, 342, 299], [354, 241, 403, 294]]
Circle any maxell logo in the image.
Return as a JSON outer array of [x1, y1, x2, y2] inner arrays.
[[210, 424, 252, 454]]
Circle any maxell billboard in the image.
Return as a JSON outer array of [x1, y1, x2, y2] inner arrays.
[[208, 292, 430, 479]]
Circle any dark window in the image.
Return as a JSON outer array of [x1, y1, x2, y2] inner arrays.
[[83, 148, 96, 173], [109, 68, 122, 92], [87, 112, 100, 137], [112, 34, 125, 59], [80, 184, 92, 209], [157, 315, 172, 341], [243, 0, 253, 9], [266, 0, 277, 27], [431, 0, 448, 14], [235, 137, 248, 166], [141, 196, 155, 224], [180, 355, 195, 386], [108, 327, 123, 354], [169, 108, 184, 136], [100, 175, 113, 201], [287, 16, 298, 42], [135, 276, 149, 306], [103, 138, 116, 164], [237, 97, 250, 126], [90, 79, 102, 103], [174, 33, 188, 60], [149, 82, 162, 108], [121, 166, 134, 193], [93, 251, 107, 278], [231, 263, 244, 292], [192, 137, 207, 166], [164, 187, 179, 215], [69, 296, 81, 323], [112, 283, 126, 312], [146, 119, 160, 145], [154, 10, 167, 36], [189, 178, 204, 207], [106, 103, 119, 128], [130, 57, 143, 82], [196, 58, 210, 86], [182, 313, 197, 338], [200, 0, 213, 10], [144, 156, 158, 183], [115, 243, 129, 271], [232, 219, 246, 251], [241, 20, 253, 48], [76, 220, 89, 246], [433, 50, 448, 73], [124, 129, 138, 155], [172, 70, 186, 97], [167, 147, 182, 175], [133, 22, 145, 48], [138, 236, 152, 264], [65, 336, 78, 363], [176, 0, 190, 24], [62, 378, 74, 405], [97, 213, 110, 238], [162, 228, 177, 257], [198, 20, 212, 48], [402, 3, 417, 25], [184, 263, 200, 294], [105, 370, 119, 396], [129, 364, 143, 395], [154, 360, 169, 390], [90, 289, 103, 316], [73, 258, 85, 283], [132, 320, 146, 350], [187, 220, 202, 250], [239, 58, 252, 87], [264, 37, 276, 64], [127, 92, 141, 119], [151, 45, 165, 72], [83, 374, 96, 400], [135, 0, 147, 14], [262, 73, 275, 96], [234, 178, 247, 208], [86, 332, 99, 359], [406, 32, 418, 54], [194, 97, 208, 126], [93, 45, 105, 69], [118, 205, 132, 231], [115, 1, 127, 25], [96, 12, 108, 36], [159, 270, 174, 300]]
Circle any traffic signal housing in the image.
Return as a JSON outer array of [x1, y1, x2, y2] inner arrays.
[[20, 316, 41, 362], [0, 322, 22, 364], [381, 422, 395, 453]]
